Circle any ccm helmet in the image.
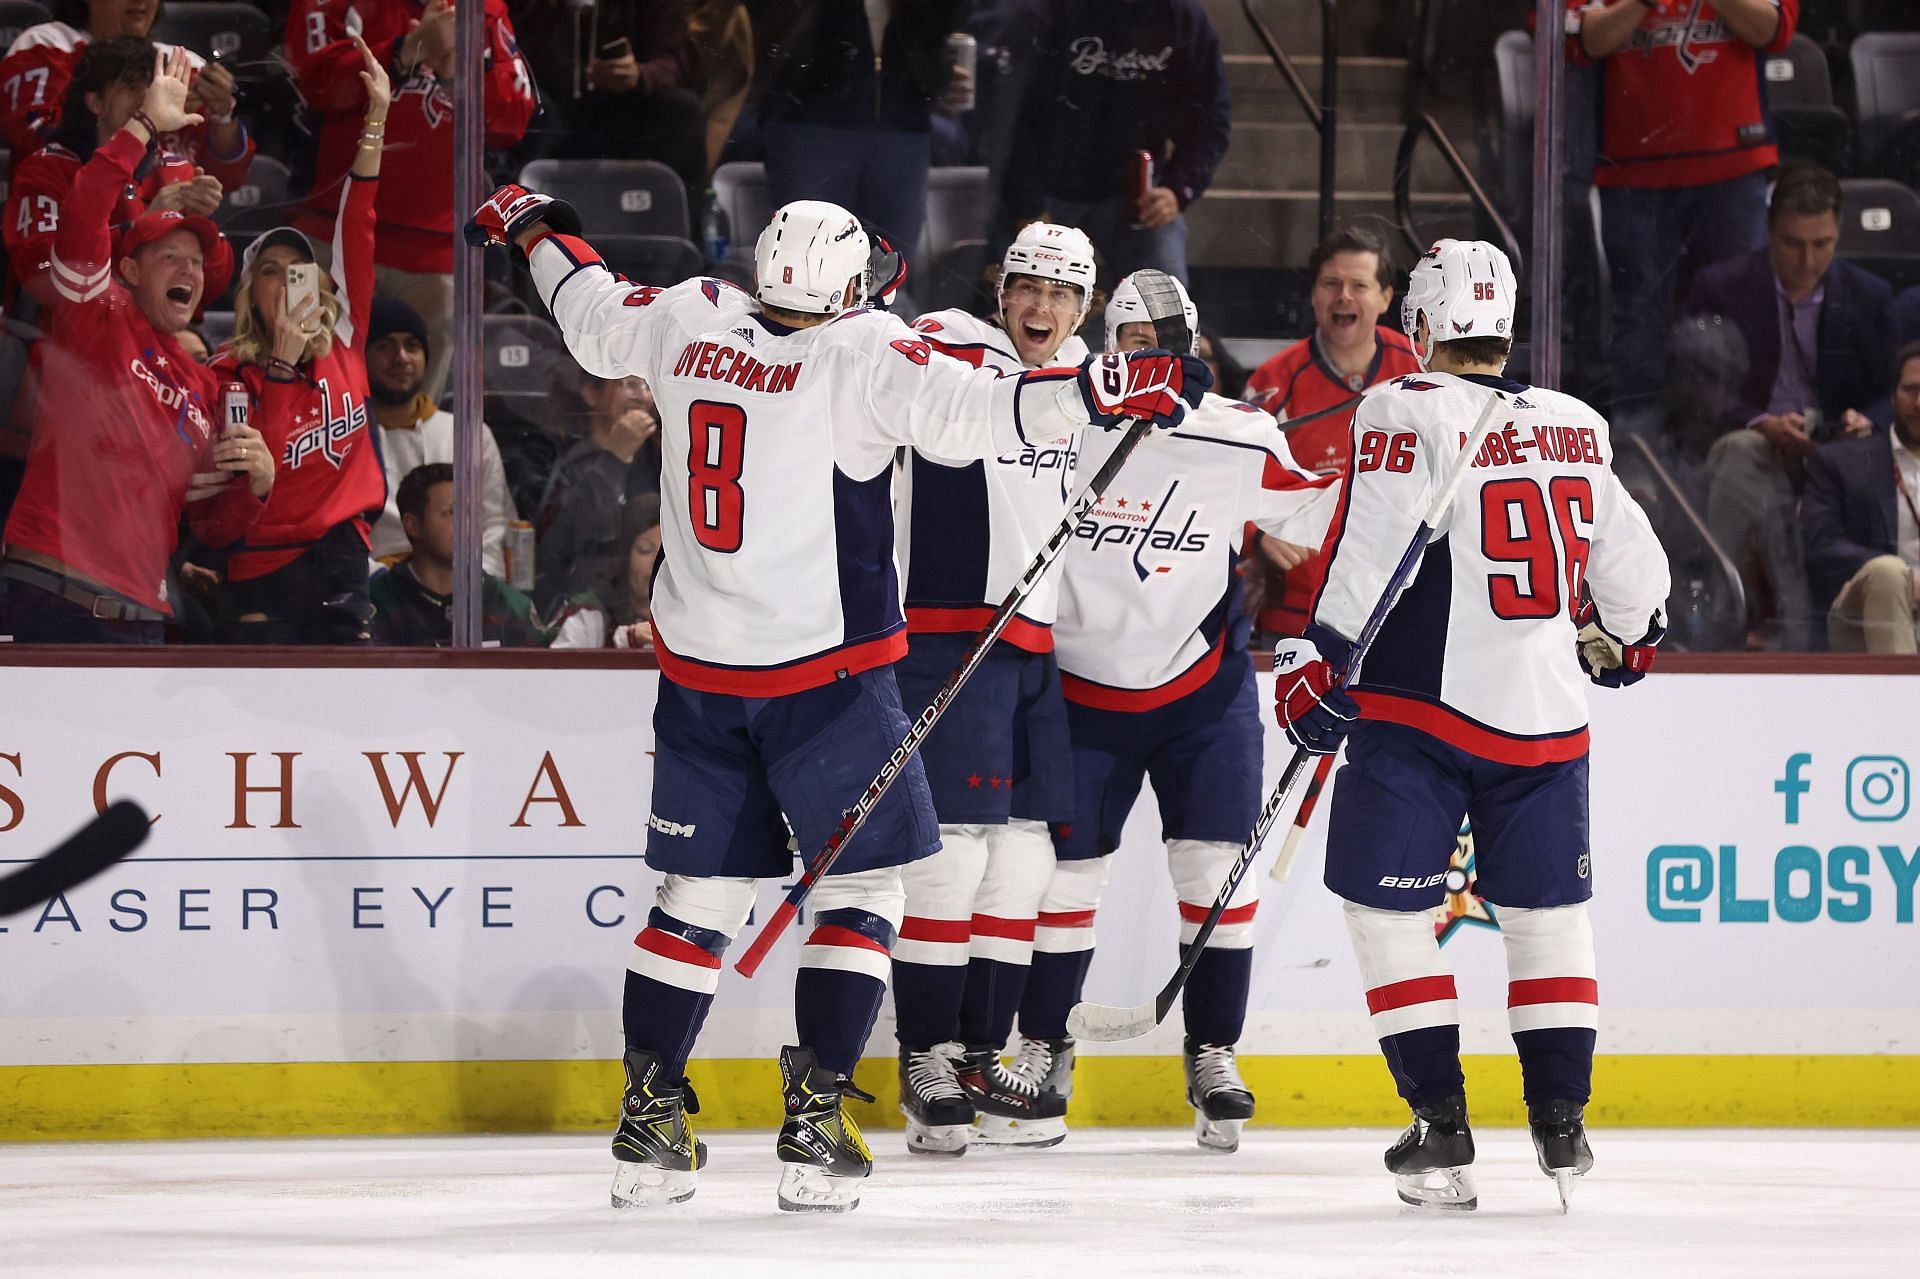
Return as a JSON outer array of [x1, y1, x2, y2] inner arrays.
[[997, 222, 1097, 321], [1401, 238, 1518, 370], [1104, 271, 1199, 354], [755, 200, 871, 314]]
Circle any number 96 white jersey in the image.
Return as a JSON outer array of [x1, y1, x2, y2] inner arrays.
[[526, 232, 1091, 696], [1311, 371, 1671, 764]]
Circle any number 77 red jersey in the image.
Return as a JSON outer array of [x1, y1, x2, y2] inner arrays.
[[1308, 371, 1671, 764]]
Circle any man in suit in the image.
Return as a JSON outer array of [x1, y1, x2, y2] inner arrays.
[[1803, 342, 1920, 654], [1683, 166, 1894, 647]]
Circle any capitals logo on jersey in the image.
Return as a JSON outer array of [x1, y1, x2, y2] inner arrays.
[[1078, 478, 1211, 580], [283, 377, 370, 469], [1628, 0, 1725, 74], [395, 66, 454, 127]]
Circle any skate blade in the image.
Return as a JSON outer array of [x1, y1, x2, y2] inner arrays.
[[1394, 1166, 1478, 1212], [1554, 1168, 1574, 1213], [610, 1160, 697, 1208], [777, 1163, 862, 1213], [971, 1113, 1066, 1149], [1194, 1113, 1244, 1154], [901, 1108, 970, 1157]]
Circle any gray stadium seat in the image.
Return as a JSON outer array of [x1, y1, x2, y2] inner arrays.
[[1837, 178, 1920, 289], [920, 166, 990, 270], [483, 313, 567, 404], [1848, 32, 1920, 177], [595, 235, 704, 289], [1767, 33, 1853, 173], [517, 159, 690, 240], [0, 1, 50, 54], [197, 309, 235, 355], [150, 2, 273, 64], [215, 154, 295, 234], [711, 160, 770, 262]]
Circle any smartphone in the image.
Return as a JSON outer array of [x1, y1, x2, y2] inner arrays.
[[285, 262, 320, 324], [600, 37, 633, 60]]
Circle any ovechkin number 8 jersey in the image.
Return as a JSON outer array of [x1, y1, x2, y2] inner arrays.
[[526, 231, 1093, 696], [1309, 371, 1671, 764]]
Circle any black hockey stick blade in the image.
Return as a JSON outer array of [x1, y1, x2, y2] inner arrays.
[[0, 801, 150, 917], [1128, 268, 1194, 355]]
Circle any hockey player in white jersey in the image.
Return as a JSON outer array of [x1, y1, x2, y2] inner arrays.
[[1012, 275, 1338, 1152], [888, 224, 1099, 1154], [467, 186, 1210, 1213], [1273, 239, 1671, 1211]]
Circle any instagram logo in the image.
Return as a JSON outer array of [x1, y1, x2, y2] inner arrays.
[[1845, 756, 1910, 823]]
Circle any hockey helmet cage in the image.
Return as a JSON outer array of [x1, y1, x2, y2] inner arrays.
[[998, 222, 1096, 320], [1104, 271, 1199, 354], [755, 200, 871, 314], [1401, 238, 1517, 370]]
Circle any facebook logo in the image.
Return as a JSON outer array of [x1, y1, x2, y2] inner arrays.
[[1775, 753, 1812, 825]]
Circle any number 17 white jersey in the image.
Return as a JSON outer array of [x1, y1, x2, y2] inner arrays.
[[1310, 371, 1670, 764], [527, 231, 1092, 696]]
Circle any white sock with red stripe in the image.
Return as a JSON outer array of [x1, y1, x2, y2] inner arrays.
[[1342, 899, 1465, 1107], [958, 819, 1054, 1049], [797, 866, 907, 1077], [624, 875, 757, 1076], [1498, 902, 1599, 1105], [1170, 840, 1258, 1043], [892, 826, 990, 1049], [1018, 854, 1111, 1040]]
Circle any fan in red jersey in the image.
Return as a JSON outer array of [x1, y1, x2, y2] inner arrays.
[[0, 49, 274, 644], [206, 35, 389, 645]]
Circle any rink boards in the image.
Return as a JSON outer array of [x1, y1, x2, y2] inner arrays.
[[1, 661, 1916, 1136]]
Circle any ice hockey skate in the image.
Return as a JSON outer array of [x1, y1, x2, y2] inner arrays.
[[1530, 1099, 1595, 1212], [775, 1046, 875, 1212], [899, 1043, 975, 1157], [1184, 1040, 1256, 1153], [1385, 1095, 1477, 1211], [609, 1048, 706, 1208], [967, 1035, 1071, 1148]]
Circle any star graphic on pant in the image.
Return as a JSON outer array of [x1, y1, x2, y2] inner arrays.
[[966, 773, 983, 788], [1115, 497, 1129, 508], [1139, 500, 1152, 511], [988, 776, 1004, 789]]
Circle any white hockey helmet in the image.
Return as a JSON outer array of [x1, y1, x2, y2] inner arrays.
[[755, 200, 871, 315], [997, 222, 1097, 320], [1104, 271, 1199, 354], [1401, 238, 1518, 370]]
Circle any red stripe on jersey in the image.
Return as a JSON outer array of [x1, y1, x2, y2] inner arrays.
[[1365, 974, 1458, 1015], [1178, 901, 1258, 927], [805, 924, 892, 954], [923, 337, 993, 369], [635, 928, 722, 970], [1038, 909, 1097, 929], [1061, 632, 1224, 712], [906, 607, 1053, 652], [971, 914, 1037, 941], [1508, 977, 1599, 1008], [653, 624, 908, 697], [1353, 691, 1590, 766], [899, 916, 971, 943]]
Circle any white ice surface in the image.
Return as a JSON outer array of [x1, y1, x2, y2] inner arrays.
[[3, 1129, 1916, 1277]]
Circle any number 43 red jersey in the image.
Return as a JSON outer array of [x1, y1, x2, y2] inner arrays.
[[1310, 371, 1671, 764]]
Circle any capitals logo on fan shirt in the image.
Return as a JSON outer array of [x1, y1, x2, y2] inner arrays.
[[283, 377, 370, 469], [1077, 477, 1210, 580]]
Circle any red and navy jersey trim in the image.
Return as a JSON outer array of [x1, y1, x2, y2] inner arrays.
[[653, 622, 909, 696], [907, 606, 1053, 652]]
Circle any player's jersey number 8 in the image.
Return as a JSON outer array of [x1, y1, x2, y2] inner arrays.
[[688, 401, 747, 553]]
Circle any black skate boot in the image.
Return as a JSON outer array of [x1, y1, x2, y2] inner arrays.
[[898, 1043, 975, 1157], [775, 1046, 875, 1213], [1385, 1094, 1477, 1211], [1529, 1099, 1595, 1213], [1184, 1039, 1256, 1153], [609, 1047, 706, 1208], [964, 1034, 1071, 1149]]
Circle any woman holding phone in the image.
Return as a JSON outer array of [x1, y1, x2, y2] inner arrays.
[[208, 35, 388, 644]]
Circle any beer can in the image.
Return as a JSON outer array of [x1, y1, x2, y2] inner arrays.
[[945, 33, 977, 112], [1130, 150, 1154, 228], [505, 520, 535, 591], [223, 383, 249, 433]]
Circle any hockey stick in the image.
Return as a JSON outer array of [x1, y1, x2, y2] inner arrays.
[[1068, 387, 1509, 1041], [733, 270, 1196, 978], [0, 801, 151, 917], [1267, 751, 1335, 883]]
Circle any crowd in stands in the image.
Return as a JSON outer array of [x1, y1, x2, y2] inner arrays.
[[0, 0, 1914, 653]]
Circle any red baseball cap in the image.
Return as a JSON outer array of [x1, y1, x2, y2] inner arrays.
[[116, 209, 234, 299]]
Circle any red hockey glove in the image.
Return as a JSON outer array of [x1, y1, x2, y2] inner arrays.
[[1272, 636, 1358, 756], [1077, 350, 1211, 430], [465, 183, 583, 249], [1572, 599, 1664, 688]]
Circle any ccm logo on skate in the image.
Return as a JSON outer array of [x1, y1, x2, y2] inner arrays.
[[647, 815, 697, 838], [1378, 872, 1450, 890]]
